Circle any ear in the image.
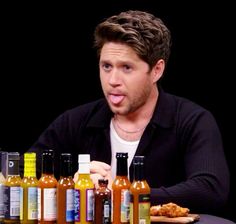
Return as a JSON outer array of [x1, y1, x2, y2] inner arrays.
[[152, 59, 165, 83]]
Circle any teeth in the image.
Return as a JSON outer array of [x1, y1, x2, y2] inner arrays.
[[110, 95, 124, 104]]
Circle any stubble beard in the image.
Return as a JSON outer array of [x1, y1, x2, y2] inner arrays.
[[109, 86, 151, 116]]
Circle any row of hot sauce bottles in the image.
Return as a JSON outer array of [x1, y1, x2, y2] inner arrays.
[[0, 150, 151, 224]]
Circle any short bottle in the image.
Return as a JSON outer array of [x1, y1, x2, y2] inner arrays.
[[112, 152, 131, 224], [94, 179, 111, 224], [4, 152, 22, 223], [57, 153, 75, 224], [37, 149, 57, 224], [20, 152, 38, 223], [74, 154, 94, 224], [130, 156, 150, 224]]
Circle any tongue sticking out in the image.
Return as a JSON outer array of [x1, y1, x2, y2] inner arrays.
[[110, 95, 124, 104]]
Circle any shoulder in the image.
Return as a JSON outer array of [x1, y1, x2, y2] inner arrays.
[[167, 93, 218, 130], [159, 88, 217, 128]]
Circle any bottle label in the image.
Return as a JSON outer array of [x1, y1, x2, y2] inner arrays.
[[20, 187, 23, 220], [103, 198, 111, 223], [74, 189, 81, 222], [43, 188, 57, 221], [66, 189, 74, 221], [0, 184, 6, 218], [4, 186, 20, 219], [86, 188, 94, 221], [120, 189, 130, 222], [37, 188, 41, 220], [130, 193, 150, 224], [28, 187, 38, 220], [74, 188, 94, 222]]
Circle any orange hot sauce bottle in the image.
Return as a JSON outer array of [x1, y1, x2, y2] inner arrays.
[[130, 156, 150, 224], [57, 153, 75, 224], [37, 149, 57, 224], [112, 152, 131, 224]]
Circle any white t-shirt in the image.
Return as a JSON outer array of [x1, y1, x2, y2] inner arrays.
[[110, 120, 140, 179]]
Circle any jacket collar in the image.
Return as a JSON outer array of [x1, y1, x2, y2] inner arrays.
[[151, 86, 175, 129]]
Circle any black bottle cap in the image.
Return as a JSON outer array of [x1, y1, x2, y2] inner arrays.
[[42, 149, 54, 174], [8, 152, 20, 175], [133, 156, 144, 165], [98, 178, 108, 185], [133, 155, 145, 180], [60, 153, 72, 177], [116, 152, 128, 176]]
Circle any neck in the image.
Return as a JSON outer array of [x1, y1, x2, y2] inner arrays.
[[113, 114, 147, 134]]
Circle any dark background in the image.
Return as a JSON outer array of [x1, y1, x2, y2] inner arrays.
[[1, 1, 235, 221]]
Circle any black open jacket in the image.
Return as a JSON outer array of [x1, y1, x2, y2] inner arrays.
[[23, 87, 230, 215]]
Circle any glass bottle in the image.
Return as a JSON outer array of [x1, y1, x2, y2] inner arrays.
[[74, 154, 94, 224], [4, 152, 22, 223], [94, 179, 111, 224], [37, 149, 57, 224], [57, 153, 75, 224], [20, 152, 38, 223], [130, 156, 150, 224], [0, 151, 8, 222], [112, 152, 131, 224]]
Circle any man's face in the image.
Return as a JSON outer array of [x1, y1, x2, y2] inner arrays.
[[99, 42, 156, 116]]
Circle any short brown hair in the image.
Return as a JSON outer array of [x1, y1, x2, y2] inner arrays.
[[94, 10, 172, 70]]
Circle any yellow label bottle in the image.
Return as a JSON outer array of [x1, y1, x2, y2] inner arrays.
[[4, 152, 22, 224], [74, 154, 94, 224], [20, 152, 38, 223]]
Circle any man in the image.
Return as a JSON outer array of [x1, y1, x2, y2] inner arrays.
[[26, 10, 232, 223]]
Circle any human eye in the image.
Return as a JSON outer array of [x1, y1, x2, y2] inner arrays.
[[122, 64, 132, 73], [101, 62, 112, 72]]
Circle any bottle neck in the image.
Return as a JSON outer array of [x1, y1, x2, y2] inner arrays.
[[79, 163, 90, 174], [98, 179, 109, 189], [116, 157, 128, 176], [8, 160, 19, 176], [24, 159, 36, 177], [42, 157, 54, 175], [60, 160, 73, 177], [134, 163, 145, 181]]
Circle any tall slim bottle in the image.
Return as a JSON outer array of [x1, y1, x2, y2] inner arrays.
[[74, 154, 94, 224], [0, 151, 8, 222], [112, 152, 131, 224], [20, 152, 38, 223], [38, 149, 57, 224], [130, 156, 150, 224], [4, 152, 22, 223], [57, 153, 75, 224]]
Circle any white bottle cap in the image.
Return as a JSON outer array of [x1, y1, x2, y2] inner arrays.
[[78, 154, 90, 163], [78, 154, 90, 174]]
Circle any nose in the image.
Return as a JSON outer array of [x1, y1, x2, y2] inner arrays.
[[108, 68, 121, 86]]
